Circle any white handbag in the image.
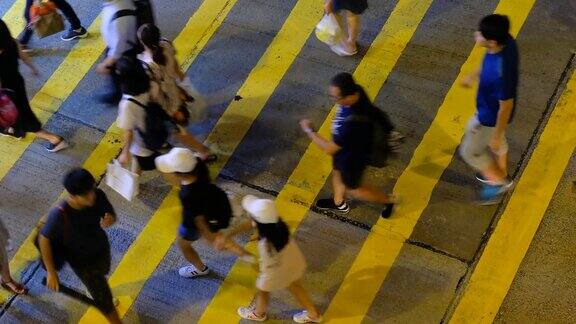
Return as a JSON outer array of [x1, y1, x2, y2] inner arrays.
[[178, 77, 208, 124], [105, 160, 140, 201], [315, 14, 343, 46]]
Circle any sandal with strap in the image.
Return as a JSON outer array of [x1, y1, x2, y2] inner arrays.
[[1, 280, 28, 295]]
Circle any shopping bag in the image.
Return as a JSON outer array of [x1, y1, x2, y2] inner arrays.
[[315, 14, 343, 46], [178, 77, 208, 124], [30, 1, 65, 38], [105, 160, 140, 201]]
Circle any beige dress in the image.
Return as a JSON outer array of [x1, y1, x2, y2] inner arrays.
[[256, 238, 307, 292]]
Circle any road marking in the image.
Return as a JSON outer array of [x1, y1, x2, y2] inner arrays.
[[0, 0, 238, 307], [2, 0, 26, 32], [449, 70, 576, 323], [80, 0, 325, 322], [322, 0, 536, 322], [198, 0, 433, 322], [0, 15, 104, 182]]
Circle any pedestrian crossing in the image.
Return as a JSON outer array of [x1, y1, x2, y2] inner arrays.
[[0, 0, 574, 323]]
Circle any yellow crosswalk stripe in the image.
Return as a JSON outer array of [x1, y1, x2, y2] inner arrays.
[[0, 15, 104, 182], [80, 0, 324, 322], [322, 1, 536, 322], [2, 0, 26, 33], [449, 70, 576, 323], [198, 0, 433, 322], [0, 0, 238, 307]]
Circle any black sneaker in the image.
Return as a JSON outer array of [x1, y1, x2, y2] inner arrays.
[[315, 198, 350, 213], [20, 44, 32, 53], [381, 203, 395, 219], [1, 127, 24, 140], [46, 139, 69, 153], [61, 27, 88, 41]]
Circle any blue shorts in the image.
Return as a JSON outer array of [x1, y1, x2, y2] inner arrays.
[[178, 224, 200, 242]]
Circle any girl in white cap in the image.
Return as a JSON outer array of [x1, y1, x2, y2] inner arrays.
[[223, 195, 322, 323], [155, 148, 253, 278]]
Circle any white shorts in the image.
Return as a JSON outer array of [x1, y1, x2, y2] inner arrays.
[[459, 116, 508, 170]]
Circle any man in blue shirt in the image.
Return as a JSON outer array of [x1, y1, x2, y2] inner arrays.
[[300, 73, 398, 218], [460, 14, 518, 204]]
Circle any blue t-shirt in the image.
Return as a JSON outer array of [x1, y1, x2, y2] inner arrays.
[[476, 37, 519, 127], [331, 104, 372, 171]]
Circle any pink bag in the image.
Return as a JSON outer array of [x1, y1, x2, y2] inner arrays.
[[0, 89, 19, 129]]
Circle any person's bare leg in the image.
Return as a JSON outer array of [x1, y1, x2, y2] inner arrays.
[[177, 236, 206, 270], [345, 11, 360, 52], [254, 290, 270, 317], [332, 170, 347, 205], [287, 281, 321, 319], [35, 129, 61, 144], [496, 152, 508, 178], [349, 185, 394, 204], [480, 162, 507, 185]]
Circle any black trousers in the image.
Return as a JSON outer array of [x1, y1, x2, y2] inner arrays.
[[20, 0, 83, 44], [72, 266, 114, 315]]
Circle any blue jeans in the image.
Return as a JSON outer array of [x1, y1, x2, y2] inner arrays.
[[19, 0, 83, 45]]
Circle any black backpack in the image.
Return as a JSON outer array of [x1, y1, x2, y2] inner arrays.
[[127, 98, 171, 151], [346, 108, 394, 168]]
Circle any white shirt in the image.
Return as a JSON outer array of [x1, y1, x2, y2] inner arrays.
[[116, 93, 154, 157]]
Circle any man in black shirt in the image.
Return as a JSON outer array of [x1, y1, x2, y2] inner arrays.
[[300, 73, 398, 218], [39, 169, 121, 324], [155, 148, 254, 278]]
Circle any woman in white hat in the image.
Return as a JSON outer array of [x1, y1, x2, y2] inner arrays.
[[224, 195, 322, 323]]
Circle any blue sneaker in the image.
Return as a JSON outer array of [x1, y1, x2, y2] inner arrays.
[[478, 180, 513, 205]]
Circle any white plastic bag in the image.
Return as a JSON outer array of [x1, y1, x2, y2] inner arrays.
[[315, 14, 343, 46], [178, 77, 208, 124], [105, 160, 140, 201]]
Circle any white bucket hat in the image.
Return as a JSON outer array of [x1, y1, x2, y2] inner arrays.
[[155, 148, 198, 173], [241, 195, 279, 224]]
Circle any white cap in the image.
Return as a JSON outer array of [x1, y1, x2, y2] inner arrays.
[[155, 148, 198, 173], [241, 195, 279, 224]]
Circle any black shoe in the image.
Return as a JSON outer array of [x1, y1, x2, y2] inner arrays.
[[381, 203, 395, 219], [1, 127, 24, 140], [315, 198, 350, 213], [61, 27, 88, 41], [20, 44, 32, 53]]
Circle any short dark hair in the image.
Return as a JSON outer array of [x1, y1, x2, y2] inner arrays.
[[64, 168, 96, 196], [116, 56, 150, 96], [330, 72, 359, 97], [479, 14, 510, 45]]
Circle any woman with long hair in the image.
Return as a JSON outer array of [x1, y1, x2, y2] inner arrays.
[[137, 23, 215, 162], [0, 19, 68, 152], [221, 195, 322, 323]]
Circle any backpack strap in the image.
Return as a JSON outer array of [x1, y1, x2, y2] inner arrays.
[[54, 202, 70, 245], [127, 97, 147, 109], [111, 9, 137, 22]]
